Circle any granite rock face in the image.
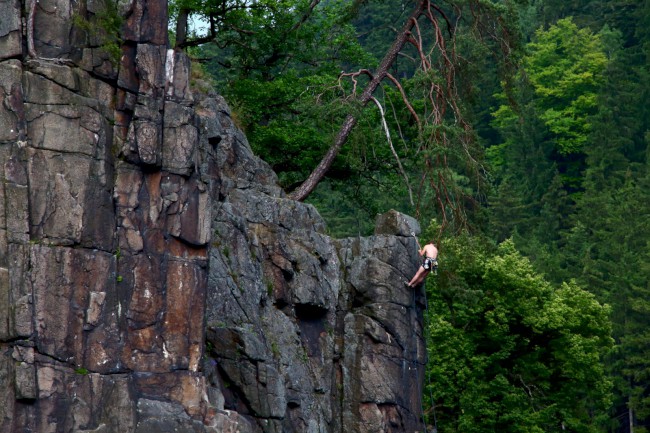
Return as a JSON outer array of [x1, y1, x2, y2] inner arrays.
[[0, 1, 427, 432]]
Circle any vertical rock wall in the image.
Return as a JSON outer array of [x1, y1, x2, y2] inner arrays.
[[0, 1, 427, 432]]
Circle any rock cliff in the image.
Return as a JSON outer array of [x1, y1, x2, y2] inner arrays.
[[0, 0, 427, 432]]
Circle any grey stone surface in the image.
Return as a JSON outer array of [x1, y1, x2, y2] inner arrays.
[[337, 235, 427, 433], [375, 208, 421, 237], [0, 60, 23, 142], [0, 0, 22, 59]]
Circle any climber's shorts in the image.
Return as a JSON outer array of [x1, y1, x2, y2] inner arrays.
[[422, 257, 438, 271]]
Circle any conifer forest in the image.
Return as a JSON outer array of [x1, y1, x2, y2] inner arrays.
[[169, 0, 650, 431]]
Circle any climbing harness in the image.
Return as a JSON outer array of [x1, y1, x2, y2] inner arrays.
[[422, 257, 438, 271]]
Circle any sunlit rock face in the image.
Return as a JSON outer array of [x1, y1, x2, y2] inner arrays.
[[0, 1, 426, 432]]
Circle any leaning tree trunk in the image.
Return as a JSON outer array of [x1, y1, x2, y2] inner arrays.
[[174, 8, 190, 48], [288, 0, 429, 202]]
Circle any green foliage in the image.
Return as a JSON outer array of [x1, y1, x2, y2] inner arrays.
[[563, 45, 650, 422], [486, 3, 650, 430], [73, 0, 123, 65], [195, 0, 372, 81], [525, 18, 607, 155], [425, 229, 613, 432], [486, 16, 612, 263], [224, 72, 360, 188], [173, 0, 525, 236], [191, 0, 378, 193], [492, 18, 607, 156], [306, 172, 414, 237]]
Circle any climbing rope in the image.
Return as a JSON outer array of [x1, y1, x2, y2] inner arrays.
[[411, 286, 428, 433], [407, 227, 439, 433], [412, 281, 439, 433], [422, 286, 438, 433], [402, 215, 440, 433]]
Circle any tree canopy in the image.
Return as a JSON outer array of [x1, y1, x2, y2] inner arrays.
[[168, 0, 526, 234]]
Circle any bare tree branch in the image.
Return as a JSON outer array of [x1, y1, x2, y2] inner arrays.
[[288, 0, 429, 201], [385, 72, 421, 134], [291, 0, 322, 32], [371, 96, 414, 206]]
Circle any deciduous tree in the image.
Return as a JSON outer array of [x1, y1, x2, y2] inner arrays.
[[425, 227, 613, 433]]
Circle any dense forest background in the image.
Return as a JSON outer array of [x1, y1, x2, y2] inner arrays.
[[168, 0, 649, 431]]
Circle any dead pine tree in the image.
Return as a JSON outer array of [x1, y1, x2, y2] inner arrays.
[[167, 0, 520, 230], [288, 0, 519, 231]]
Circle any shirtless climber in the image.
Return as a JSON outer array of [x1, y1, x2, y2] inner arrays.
[[405, 239, 438, 288]]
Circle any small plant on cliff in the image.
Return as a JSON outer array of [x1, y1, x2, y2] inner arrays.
[[204, 340, 214, 360], [209, 321, 226, 329], [265, 278, 274, 297], [188, 55, 215, 94], [270, 341, 280, 359], [299, 347, 309, 365]]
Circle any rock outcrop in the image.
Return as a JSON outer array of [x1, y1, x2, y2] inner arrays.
[[0, 1, 427, 432]]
